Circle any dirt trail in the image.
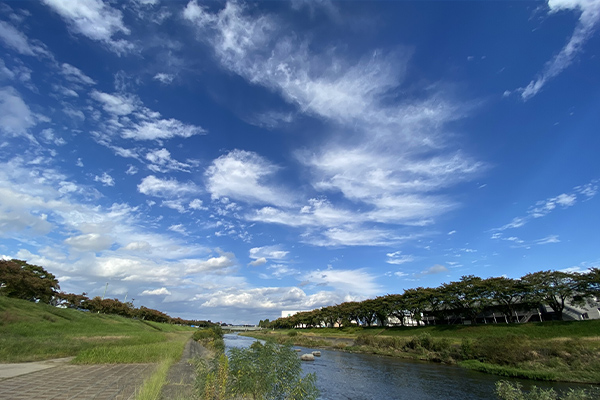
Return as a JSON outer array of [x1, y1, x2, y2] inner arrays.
[[159, 339, 210, 400]]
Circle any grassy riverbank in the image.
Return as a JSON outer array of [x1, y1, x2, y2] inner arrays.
[[0, 296, 195, 363], [241, 320, 600, 384]]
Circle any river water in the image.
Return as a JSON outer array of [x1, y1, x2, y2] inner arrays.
[[224, 333, 590, 400]]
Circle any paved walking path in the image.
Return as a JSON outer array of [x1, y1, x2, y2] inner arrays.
[[0, 362, 156, 400]]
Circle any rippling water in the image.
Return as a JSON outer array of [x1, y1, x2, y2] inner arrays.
[[223, 334, 588, 400]]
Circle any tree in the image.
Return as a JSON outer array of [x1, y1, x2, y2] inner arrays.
[[56, 292, 89, 309], [357, 299, 377, 327], [0, 259, 60, 303], [574, 268, 600, 303], [386, 294, 408, 326], [482, 277, 536, 322], [259, 319, 271, 328], [371, 296, 391, 327], [441, 275, 489, 323], [402, 288, 430, 326], [521, 270, 578, 320], [337, 301, 361, 327]]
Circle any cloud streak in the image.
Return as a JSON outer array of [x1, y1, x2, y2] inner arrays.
[[518, 0, 600, 100]]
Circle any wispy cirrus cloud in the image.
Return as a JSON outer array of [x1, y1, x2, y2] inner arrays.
[[303, 267, 380, 297], [42, 0, 135, 55], [0, 20, 50, 57], [185, 1, 483, 247], [517, 0, 600, 100], [495, 180, 598, 231]]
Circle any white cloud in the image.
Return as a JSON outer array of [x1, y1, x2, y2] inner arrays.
[[122, 241, 151, 251], [91, 90, 139, 116], [146, 148, 191, 172], [249, 245, 289, 261], [495, 180, 597, 231], [138, 175, 199, 198], [186, 1, 483, 248], [267, 264, 299, 279], [126, 165, 138, 175], [141, 287, 171, 296], [162, 200, 186, 213], [184, 252, 236, 273], [64, 233, 113, 252], [94, 172, 115, 187], [168, 224, 187, 235], [189, 199, 206, 210], [249, 257, 267, 267], [0, 87, 37, 139], [42, 0, 134, 55], [123, 118, 206, 141], [0, 20, 48, 57], [518, 0, 600, 100], [386, 251, 415, 265], [304, 268, 380, 296], [536, 235, 561, 245], [60, 63, 96, 85], [195, 286, 353, 312], [416, 264, 448, 277], [91, 90, 203, 145], [153, 73, 174, 84], [575, 181, 598, 198], [206, 149, 292, 206]]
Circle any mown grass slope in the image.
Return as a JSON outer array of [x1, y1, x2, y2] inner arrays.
[[0, 296, 194, 363]]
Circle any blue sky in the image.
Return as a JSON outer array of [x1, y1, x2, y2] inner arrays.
[[0, 0, 599, 324]]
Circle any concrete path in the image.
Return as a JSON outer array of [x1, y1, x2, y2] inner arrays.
[[0, 357, 74, 379], [0, 362, 156, 400]]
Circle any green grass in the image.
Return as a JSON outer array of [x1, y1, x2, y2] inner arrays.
[[135, 360, 174, 400], [0, 296, 195, 363], [298, 319, 600, 340], [459, 360, 557, 381]]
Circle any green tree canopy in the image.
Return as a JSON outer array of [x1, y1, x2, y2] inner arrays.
[[0, 259, 60, 303]]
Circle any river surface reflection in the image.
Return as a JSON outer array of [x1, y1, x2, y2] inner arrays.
[[223, 333, 588, 400]]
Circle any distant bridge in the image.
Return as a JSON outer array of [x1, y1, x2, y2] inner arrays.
[[221, 325, 263, 332]]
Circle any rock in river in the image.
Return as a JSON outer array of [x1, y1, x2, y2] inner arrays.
[[300, 354, 315, 361]]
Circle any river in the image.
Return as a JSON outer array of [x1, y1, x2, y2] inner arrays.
[[224, 333, 590, 400]]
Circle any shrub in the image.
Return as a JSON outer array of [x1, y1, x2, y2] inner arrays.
[[197, 341, 319, 400]]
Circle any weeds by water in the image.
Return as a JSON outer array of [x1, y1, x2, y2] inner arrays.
[[495, 381, 600, 400]]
